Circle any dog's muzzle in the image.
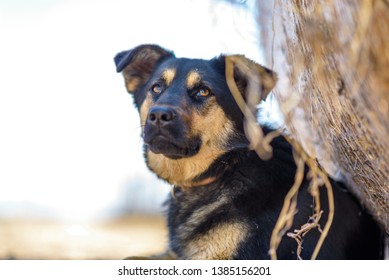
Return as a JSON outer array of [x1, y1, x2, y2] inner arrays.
[[143, 106, 201, 159]]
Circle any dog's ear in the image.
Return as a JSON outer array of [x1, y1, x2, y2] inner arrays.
[[213, 55, 277, 106], [114, 44, 175, 93]]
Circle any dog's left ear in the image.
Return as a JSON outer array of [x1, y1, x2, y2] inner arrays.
[[213, 55, 277, 106], [114, 44, 175, 93]]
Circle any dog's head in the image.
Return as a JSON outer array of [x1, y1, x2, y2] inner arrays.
[[115, 44, 276, 187]]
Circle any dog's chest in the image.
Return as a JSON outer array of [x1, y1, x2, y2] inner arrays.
[[167, 184, 249, 260]]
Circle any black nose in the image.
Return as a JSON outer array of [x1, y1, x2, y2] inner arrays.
[[148, 106, 175, 125]]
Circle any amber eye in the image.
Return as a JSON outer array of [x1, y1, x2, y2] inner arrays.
[[196, 87, 210, 97], [151, 84, 162, 94]]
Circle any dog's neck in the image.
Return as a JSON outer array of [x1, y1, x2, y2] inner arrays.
[[170, 176, 218, 200], [178, 176, 218, 189], [191, 176, 217, 187], [146, 147, 227, 187]]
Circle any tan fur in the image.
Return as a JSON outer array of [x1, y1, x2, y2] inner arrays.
[[162, 68, 176, 86], [179, 196, 229, 231], [125, 77, 141, 93], [146, 100, 235, 187], [183, 221, 248, 260], [140, 93, 153, 127], [186, 70, 201, 89]]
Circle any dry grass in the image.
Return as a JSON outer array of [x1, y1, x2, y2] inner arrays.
[[225, 56, 335, 260], [269, 137, 335, 260], [0, 215, 167, 260]]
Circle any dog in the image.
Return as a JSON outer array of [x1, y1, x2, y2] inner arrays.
[[114, 44, 383, 259]]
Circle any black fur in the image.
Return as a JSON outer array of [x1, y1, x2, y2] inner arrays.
[[115, 44, 383, 260], [168, 137, 383, 259]]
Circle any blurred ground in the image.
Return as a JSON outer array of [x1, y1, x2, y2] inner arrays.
[[0, 215, 167, 260]]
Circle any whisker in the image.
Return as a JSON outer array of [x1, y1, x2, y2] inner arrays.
[[132, 125, 145, 133]]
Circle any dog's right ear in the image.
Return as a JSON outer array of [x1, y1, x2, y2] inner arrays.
[[114, 44, 175, 93]]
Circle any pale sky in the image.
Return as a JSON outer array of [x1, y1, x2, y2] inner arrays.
[[0, 0, 269, 220]]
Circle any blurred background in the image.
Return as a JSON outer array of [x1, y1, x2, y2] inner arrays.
[[0, 0, 281, 259]]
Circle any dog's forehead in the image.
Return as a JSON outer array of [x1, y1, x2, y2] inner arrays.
[[154, 58, 218, 86], [159, 57, 212, 73]]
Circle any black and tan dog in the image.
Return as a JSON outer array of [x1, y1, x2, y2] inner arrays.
[[114, 44, 383, 259]]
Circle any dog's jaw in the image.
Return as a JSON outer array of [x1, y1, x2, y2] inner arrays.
[[146, 143, 225, 187], [145, 135, 201, 160]]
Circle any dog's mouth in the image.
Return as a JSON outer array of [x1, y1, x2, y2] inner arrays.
[[145, 135, 201, 159]]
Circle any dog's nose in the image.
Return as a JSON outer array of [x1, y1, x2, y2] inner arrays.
[[148, 106, 175, 125]]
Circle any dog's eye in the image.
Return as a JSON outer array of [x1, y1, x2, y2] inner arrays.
[[196, 87, 210, 97], [151, 84, 162, 94]]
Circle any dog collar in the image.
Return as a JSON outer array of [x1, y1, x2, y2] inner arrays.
[[191, 176, 217, 187], [171, 176, 217, 199]]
